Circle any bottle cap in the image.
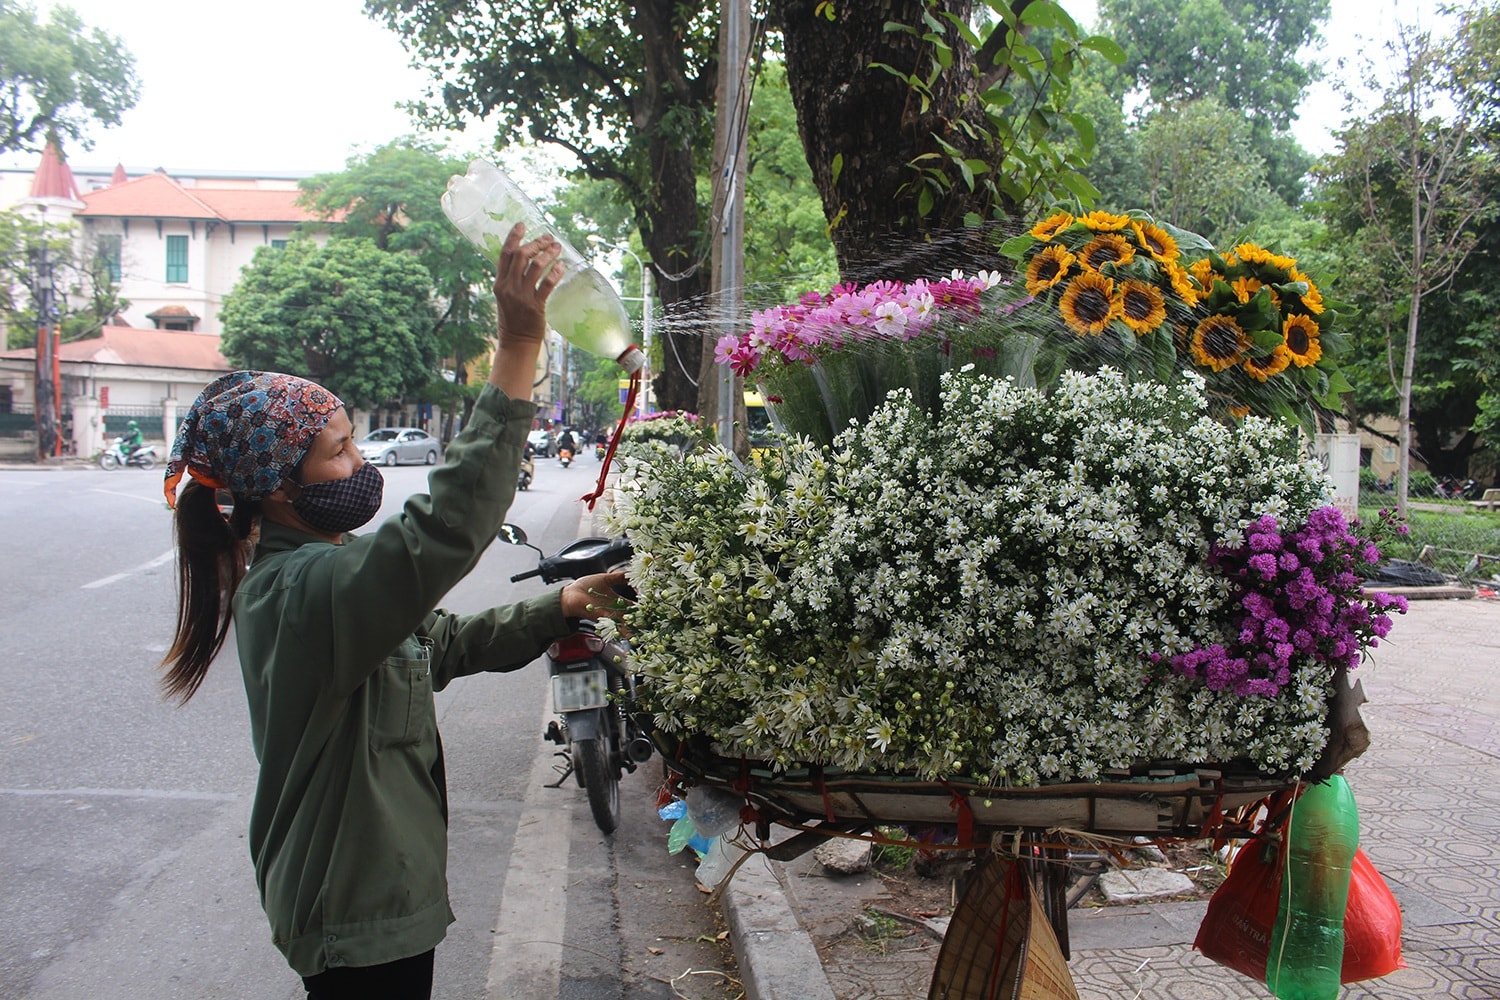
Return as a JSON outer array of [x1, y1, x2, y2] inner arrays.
[[616, 346, 646, 374]]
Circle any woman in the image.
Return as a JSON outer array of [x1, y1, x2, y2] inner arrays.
[[159, 225, 624, 999]]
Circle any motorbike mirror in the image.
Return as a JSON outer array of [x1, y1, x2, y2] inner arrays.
[[497, 523, 528, 546]]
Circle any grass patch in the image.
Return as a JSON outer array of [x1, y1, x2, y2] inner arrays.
[[1358, 502, 1500, 581]]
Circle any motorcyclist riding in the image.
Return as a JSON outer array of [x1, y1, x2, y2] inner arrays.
[[120, 420, 145, 458]]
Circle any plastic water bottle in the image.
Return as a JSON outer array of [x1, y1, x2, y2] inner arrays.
[[441, 158, 645, 373], [1267, 776, 1361, 999]]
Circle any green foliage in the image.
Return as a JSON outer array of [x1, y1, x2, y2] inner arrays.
[[1134, 96, 1280, 244], [299, 140, 496, 392], [0, 0, 139, 155], [744, 60, 838, 300], [1094, 0, 1325, 207], [0, 209, 126, 348], [880, 0, 1123, 219], [1099, 0, 1328, 131], [219, 238, 439, 409]]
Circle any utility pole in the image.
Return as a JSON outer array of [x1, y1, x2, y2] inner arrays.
[[705, 0, 750, 453], [31, 247, 58, 462]]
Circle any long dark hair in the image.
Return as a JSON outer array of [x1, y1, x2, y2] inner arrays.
[[160, 481, 260, 704]]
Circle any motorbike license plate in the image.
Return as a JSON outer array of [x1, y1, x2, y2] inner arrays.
[[552, 670, 609, 712]]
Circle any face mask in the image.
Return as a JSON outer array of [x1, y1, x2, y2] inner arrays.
[[291, 462, 385, 534]]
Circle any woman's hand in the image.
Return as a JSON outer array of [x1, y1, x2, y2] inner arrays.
[[561, 571, 632, 621], [489, 223, 564, 397]]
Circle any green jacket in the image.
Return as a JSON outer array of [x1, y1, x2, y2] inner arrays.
[[233, 386, 569, 976]]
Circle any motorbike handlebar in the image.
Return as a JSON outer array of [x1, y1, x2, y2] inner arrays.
[[510, 567, 543, 583]]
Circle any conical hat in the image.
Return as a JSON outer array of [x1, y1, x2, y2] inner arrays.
[[928, 853, 1080, 1000]]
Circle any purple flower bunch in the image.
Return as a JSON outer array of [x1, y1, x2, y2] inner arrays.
[[714, 274, 1000, 378], [1161, 506, 1409, 697]]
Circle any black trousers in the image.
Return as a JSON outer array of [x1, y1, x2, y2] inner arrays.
[[302, 949, 435, 1000]]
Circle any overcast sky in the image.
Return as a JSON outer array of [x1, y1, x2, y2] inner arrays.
[[1, 0, 1453, 177]]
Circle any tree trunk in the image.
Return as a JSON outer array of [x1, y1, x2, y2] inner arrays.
[[775, 0, 1003, 282], [633, 2, 712, 414]]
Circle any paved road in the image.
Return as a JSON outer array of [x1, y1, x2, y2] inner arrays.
[[0, 458, 731, 999]]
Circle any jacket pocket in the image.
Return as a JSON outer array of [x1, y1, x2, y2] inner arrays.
[[368, 638, 435, 750]]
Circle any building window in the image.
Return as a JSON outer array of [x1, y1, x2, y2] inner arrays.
[[270, 239, 289, 250], [1380, 444, 1397, 463], [165, 235, 188, 283], [97, 234, 122, 281]]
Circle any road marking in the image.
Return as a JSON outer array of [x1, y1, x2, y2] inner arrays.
[[90, 487, 166, 505], [82, 548, 175, 589], [0, 786, 239, 802], [486, 702, 571, 999]]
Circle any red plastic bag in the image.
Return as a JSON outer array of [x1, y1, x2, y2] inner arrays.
[[1341, 847, 1406, 982], [1194, 843, 1406, 984], [1195, 838, 1283, 981]]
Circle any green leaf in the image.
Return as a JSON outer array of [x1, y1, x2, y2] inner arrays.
[[1063, 112, 1096, 152], [831, 153, 844, 187], [1000, 234, 1037, 260], [918, 186, 935, 217], [1057, 171, 1099, 203], [1020, 3, 1058, 28], [1080, 35, 1127, 64]]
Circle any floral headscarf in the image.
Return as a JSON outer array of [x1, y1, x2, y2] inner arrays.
[[163, 371, 343, 507]]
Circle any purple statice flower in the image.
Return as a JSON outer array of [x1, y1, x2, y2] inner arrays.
[[1161, 504, 1408, 698]]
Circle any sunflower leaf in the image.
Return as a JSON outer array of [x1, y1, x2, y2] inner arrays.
[[1000, 234, 1036, 260]]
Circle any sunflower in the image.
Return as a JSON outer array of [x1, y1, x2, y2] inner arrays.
[[1132, 221, 1180, 261], [1165, 260, 1202, 307], [1077, 233, 1136, 272], [1025, 244, 1076, 295], [1188, 258, 1219, 293], [1288, 267, 1326, 314], [1030, 212, 1074, 241], [1229, 404, 1252, 419], [1234, 242, 1274, 266], [1059, 272, 1119, 336], [1189, 314, 1250, 371], [1230, 276, 1263, 303], [1282, 314, 1323, 366], [1077, 210, 1131, 232], [1244, 345, 1293, 381], [1119, 280, 1167, 334]]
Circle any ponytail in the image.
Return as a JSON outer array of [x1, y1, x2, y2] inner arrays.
[[160, 481, 260, 704]]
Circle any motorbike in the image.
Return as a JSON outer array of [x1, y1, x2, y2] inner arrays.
[[498, 524, 649, 834], [595, 442, 607, 461], [100, 438, 157, 471], [518, 453, 535, 491], [557, 446, 574, 468]]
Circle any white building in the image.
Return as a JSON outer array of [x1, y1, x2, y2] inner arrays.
[[2, 144, 558, 460]]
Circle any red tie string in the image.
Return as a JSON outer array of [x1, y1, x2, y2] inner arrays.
[[581, 353, 642, 511]]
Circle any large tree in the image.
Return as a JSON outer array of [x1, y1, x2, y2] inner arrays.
[[1096, 0, 1326, 205], [1317, 12, 1498, 512], [0, 1, 139, 156], [219, 239, 439, 410], [774, 0, 1121, 280], [298, 140, 498, 437], [365, 0, 721, 412]]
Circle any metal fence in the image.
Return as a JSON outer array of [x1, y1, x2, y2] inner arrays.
[[1413, 545, 1500, 588]]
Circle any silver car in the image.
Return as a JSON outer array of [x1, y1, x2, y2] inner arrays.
[[358, 427, 442, 466]]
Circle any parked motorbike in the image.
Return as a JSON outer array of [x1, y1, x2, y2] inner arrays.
[[100, 438, 157, 471], [518, 453, 535, 491], [557, 447, 574, 468], [498, 524, 648, 833]]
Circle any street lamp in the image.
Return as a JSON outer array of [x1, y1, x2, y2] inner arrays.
[[586, 234, 653, 413]]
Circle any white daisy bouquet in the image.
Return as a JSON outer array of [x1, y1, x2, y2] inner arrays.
[[607, 367, 1402, 786]]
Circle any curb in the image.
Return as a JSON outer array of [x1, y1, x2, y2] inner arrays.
[[720, 855, 837, 1000]]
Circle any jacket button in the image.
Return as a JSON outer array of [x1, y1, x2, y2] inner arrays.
[[326, 934, 337, 943]]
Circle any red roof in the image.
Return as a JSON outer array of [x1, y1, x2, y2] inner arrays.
[[29, 141, 81, 201], [77, 172, 317, 224], [0, 326, 230, 372]]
